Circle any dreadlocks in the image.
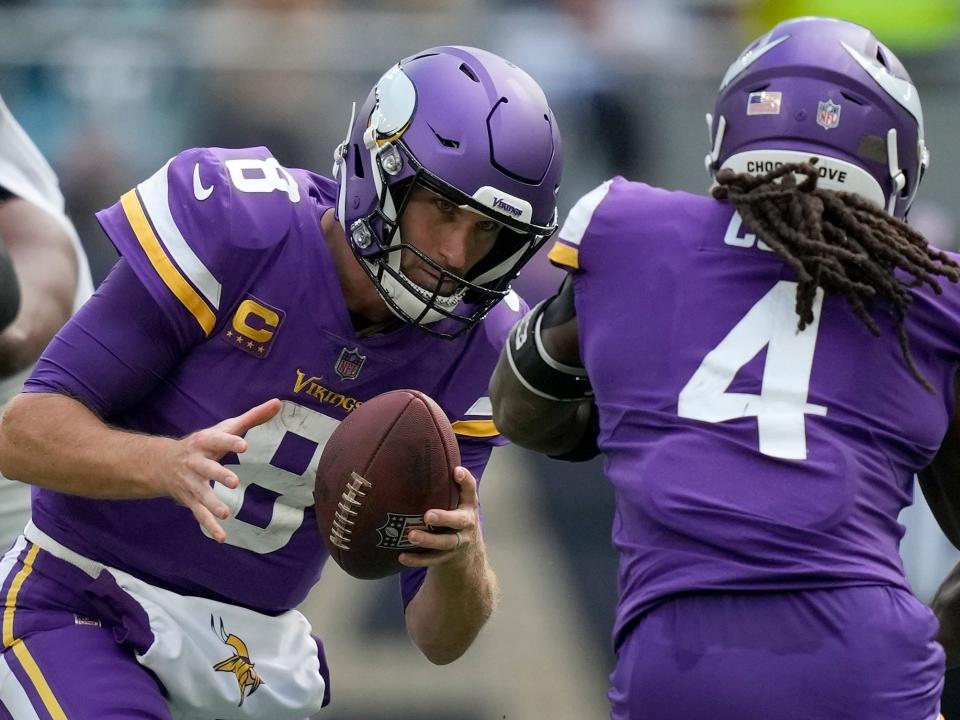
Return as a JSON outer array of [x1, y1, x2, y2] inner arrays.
[[712, 159, 960, 391]]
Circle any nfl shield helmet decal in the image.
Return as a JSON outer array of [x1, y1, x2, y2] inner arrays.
[[335, 347, 366, 381], [377, 513, 429, 550], [816, 99, 841, 130]]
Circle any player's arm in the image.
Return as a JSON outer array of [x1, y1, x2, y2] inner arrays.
[[489, 275, 598, 459], [0, 261, 278, 544], [933, 559, 960, 720], [0, 230, 20, 332], [401, 462, 498, 665], [0, 188, 78, 379], [920, 370, 960, 717], [919, 371, 960, 548]]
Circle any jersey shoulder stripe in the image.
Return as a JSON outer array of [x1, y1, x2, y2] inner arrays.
[[547, 179, 614, 270], [119, 180, 217, 336], [451, 396, 498, 438], [136, 160, 223, 312]]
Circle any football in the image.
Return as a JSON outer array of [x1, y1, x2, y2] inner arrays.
[[314, 389, 461, 579]]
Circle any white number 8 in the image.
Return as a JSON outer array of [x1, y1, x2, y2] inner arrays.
[[225, 157, 301, 203]]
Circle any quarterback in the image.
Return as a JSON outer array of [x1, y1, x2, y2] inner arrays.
[[0, 46, 562, 718]]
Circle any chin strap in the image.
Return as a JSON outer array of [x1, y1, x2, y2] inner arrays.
[[886, 128, 907, 215], [704, 113, 727, 177], [333, 102, 356, 231]]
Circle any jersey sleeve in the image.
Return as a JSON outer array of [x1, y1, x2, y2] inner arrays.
[[23, 258, 193, 417], [94, 146, 298, 343]]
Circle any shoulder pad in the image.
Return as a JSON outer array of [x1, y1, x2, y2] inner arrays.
[[547, 178, 616, 271], [548, 177, 686, 272], [95, 147, 302, 337]]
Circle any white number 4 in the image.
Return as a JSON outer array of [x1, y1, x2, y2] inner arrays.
[[678, 281, 827, 460]]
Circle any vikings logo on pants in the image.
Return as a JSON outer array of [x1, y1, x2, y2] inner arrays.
[[211, 616, 264, 707]]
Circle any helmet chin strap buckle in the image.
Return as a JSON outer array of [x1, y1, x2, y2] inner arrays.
[[332, 143, 347, 176], [351, 219, 374, 249]]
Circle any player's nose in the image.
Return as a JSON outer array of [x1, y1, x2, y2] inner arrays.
[[436, 220, 473, 272]]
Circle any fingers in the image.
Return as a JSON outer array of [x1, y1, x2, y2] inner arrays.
[[418, 467, 477, 530], [453, 466, 478, 508], [403, 468, 479, 565], [166, 401, 283, 545], [191, 503, 228, 544], [215, 398, 282, 437], [398, 530, 465, 567], [191, 456, 239, 490], [189, 429, 248, 460]]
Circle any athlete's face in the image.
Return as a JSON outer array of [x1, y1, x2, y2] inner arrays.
[[398, 186, 502, 296]]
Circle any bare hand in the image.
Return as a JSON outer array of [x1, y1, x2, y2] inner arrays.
[[160, 398, 282, 543], [399, 466, 482, 568]]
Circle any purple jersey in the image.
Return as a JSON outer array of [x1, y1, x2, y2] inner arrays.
[[548, 177, 960, 648], [24, 146, 523, 613]]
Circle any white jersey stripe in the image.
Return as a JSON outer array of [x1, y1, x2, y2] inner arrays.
[[464, 397, 493, 417], [138, 160, 222, 310], [557, 179, 613, 248], [0, 650, 42, 720]]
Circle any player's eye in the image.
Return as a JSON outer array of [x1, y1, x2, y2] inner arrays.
[[476, 219, 501, 233], [433, 198, 456, 213]]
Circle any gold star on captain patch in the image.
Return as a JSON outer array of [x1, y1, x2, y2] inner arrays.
[[235, 335, 244, 344], [257, 346, 265, 353], [246, 341, 254, 348], [226, 330, 233, 338]]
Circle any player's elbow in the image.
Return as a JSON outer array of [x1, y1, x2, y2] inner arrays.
[[0, 245, 20, 333], [418, 640, 468, 666], [489, 391, 523, 444], [0, 393, 27, 478], [410, 620, 487, 666]]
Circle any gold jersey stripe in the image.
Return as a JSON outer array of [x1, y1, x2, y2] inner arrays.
[[3, 543, 68, 720], [121, 190, 217, 336], [547, 242, 579, 270], [452, 419, 499, 438]]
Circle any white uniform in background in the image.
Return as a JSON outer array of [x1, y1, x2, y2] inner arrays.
[[0, 93, 93, 547]]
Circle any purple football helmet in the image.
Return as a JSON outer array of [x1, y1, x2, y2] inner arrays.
[[333, 46, 563, 338], [706, 16, 928, 219]]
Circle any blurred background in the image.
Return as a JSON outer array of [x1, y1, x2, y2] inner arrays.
[[1, 0, 959, 717]]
